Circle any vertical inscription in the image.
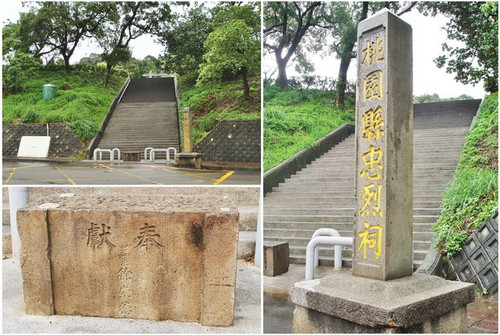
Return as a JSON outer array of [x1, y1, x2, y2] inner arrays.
[[357, 31, 386, 262], [118, 248, 133, 317]]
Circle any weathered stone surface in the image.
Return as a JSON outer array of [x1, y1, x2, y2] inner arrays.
[[290, 271, 474, 332], [264, 242, 289, 277], [292, 305, 468, 333], [17, 194, 239, 326], [17, 209, 54, 316], [354, 9, 413, 281]]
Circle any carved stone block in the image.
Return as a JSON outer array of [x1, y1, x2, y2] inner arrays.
[[17, 194, 238, 326]]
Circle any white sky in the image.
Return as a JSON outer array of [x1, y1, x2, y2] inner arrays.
[[2, 1, 487, 99], [263, 8, 487, 99]]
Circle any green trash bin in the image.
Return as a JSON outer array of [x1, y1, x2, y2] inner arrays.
[[42, 84, 57, 100]]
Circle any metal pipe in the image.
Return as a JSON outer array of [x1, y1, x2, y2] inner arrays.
[[254, 188, 263, 268], [144, 147, 153, 160], [8, 187, 29, 261], [312, 228, 340, 267], [112, 148, 120, 161], [305, 236, 353, 280]]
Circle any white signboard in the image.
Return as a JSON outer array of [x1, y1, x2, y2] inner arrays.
[[17, 136, 51, 158]]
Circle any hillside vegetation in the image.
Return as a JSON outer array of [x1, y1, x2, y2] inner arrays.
[[264, 85, 355, 171], [2, 67, 127, 142], [178, 75, 261, 146], [434, 93, 498, 257]]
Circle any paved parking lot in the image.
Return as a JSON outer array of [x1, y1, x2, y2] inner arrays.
[[2, 161, 260, 185]]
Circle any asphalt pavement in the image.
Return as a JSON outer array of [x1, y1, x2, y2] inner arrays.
[[2, 161, 260, 185]]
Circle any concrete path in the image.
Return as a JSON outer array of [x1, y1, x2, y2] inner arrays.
[[263, 264, 498, 334], [2, 161, 260, 185], [3, 259, 262, 333]]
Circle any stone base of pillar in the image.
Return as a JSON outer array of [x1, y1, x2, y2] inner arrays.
[[290, 271, 474, 333], [175, 152, 202, 169]]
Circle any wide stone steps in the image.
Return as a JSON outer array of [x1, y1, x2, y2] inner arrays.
[[94, 79, 180, 158], [264, 100, 480, 270]]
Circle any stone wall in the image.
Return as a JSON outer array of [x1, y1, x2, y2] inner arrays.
[[3, 123, 84, 158], [194, 120, 260, 165], [444, 212, 498, 299]]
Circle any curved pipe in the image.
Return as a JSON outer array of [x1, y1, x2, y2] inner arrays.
[[305, 236, 353, 280], [312, 228, 341, 267]]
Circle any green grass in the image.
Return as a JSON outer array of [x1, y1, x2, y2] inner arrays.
[[433, 92, 498, 257], [263, 85, 355, 171], [178, 75, 261, 146], [2, 68, 127, 142]]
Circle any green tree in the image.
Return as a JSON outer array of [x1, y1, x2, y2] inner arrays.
[[99, 2, 171, 87], [427, 2, 498, 92], [197, 19, 260, 100], [2, 52, 42, 95], [10, 2, 113, 73], [157, 4, 213, 75], [264, 2, 324, 89]]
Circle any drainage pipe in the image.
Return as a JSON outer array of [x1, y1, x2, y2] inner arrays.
[[305, 236, 353, 280], [8, 187, 29, 261]]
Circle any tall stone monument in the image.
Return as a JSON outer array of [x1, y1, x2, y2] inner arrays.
[[176, 107, 202, 168], [182, 107, 193, 153], [290, 9, 475, 333], [353, 7, 413, 281]]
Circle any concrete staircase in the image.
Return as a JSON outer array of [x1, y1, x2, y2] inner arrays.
[[264, 99, 481, 269], [96, 78, 180, 159]]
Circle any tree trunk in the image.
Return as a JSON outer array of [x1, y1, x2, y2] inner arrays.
[[63, 55, 72, 74], [335, 54, 351, 109], [103, 64, 113, 87], [242, 68, 250, 100], [277, 57, 288, 89]]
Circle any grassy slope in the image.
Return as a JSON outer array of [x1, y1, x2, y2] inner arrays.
[[263, 86, 355, 171], [178, 76, 261, 146], [434, 93, 498, 257], [2, 69, 126, 143]]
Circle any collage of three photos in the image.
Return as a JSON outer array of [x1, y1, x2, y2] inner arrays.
[[2, 1, 498, 334]]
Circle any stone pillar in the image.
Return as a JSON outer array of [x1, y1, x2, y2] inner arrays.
[[290, 10, 475, 333], [176, 107, 202, 168], [353, 8, 413, 281], [182, 107, 193, 153]]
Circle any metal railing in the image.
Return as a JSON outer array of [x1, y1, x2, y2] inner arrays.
[[93, 148, 120, 162], [144, 147, 177, 163], [305, 229, 353, 280]]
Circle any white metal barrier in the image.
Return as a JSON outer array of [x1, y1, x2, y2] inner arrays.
[[312, 228, 341, 268], [305, 230, 353, 280], [144, 147, 154, 160], [149, 147, 177, 163], [93, 148, 120, 162]]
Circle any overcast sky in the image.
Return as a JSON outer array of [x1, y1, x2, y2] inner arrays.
[[2, 1, 487, 99], [263, 8, 486, 99]]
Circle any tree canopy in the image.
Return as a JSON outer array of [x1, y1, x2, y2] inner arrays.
[[425, 1, 498, 93], [197, 18, 260, 100]]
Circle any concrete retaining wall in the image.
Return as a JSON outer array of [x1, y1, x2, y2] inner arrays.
[[3, 123, 84, 158], [263, 124, 354, 194], [444, 212, 498, 299], [194, 120, 260, 166]]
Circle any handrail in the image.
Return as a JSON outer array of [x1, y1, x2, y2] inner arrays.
[[305, 233, 353, 280]]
